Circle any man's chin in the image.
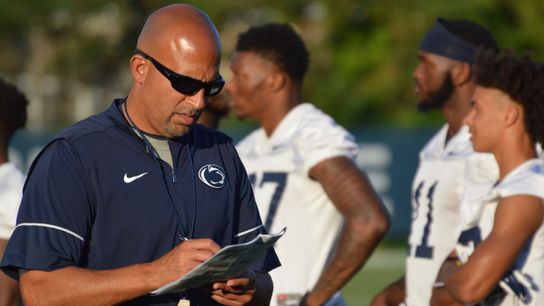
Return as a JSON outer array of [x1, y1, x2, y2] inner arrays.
[[164, 125, 191, 139]]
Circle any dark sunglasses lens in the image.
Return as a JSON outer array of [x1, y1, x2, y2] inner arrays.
[[205, 80, 225, 97], [170, 74, 224, 97], [171, 78, 201, 96]]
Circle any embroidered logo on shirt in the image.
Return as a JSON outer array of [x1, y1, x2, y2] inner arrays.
[[198, 164, 226, 189], [123, 172, 148, 183]]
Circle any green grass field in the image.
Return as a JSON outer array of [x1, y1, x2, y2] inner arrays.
[[342, 246, 406, 305]]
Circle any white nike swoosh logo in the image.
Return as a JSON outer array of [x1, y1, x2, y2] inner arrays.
[[123, 172, 148, 183]]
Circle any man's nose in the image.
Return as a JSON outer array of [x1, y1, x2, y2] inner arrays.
[[463, 109, 475, 126], [412, 62, 423, 80], [186, 89, 206, 110]]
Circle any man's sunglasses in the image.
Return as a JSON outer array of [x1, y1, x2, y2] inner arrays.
[[135, 49, 224, 97]]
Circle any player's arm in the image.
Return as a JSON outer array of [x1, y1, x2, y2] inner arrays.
[[19, 239, 220, 306], [429, 252, 462, 306], [430, 287, 462, 306], [370, 275, 405, 306], [444, 195, 543, 304], [0, 239, 19, 306], [305, 156, 390, 305]]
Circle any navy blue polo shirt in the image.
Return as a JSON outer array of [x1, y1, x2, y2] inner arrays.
[[0, 99, 280, 305]]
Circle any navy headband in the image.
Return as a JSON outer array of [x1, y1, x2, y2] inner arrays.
[[420, 18, 478, 64]]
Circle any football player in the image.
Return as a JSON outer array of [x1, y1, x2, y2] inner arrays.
[[432, 49, 544, 306], [372, 18, 499, 306], [226, 23, 391, 306]]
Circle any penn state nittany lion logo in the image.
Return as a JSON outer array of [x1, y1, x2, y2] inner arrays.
[[198, 164, 226, 189]]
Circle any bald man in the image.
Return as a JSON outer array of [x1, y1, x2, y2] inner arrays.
[[0, 4, 279, 306]]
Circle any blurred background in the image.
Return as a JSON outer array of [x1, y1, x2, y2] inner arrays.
[[3, 0, 544, 303]]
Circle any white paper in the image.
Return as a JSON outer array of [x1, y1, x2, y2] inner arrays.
[[151, 228, 285, 295]]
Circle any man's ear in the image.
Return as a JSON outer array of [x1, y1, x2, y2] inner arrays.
[[451, 62, 472, 87], [267, 71, 287, 93], [130, 55, 148, 84], [505, 103, 521, 127]]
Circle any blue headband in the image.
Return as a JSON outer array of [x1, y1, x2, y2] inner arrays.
[[420, 18, 477, 64]]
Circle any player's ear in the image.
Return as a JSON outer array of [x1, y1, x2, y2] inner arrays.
[[267, 71, 287, 93], [130, 55, 148, 84], [504, 102, 521, 127], [451, 62, 472, 87]]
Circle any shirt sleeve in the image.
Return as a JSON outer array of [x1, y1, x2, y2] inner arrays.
[[226, 142, 281, 274], [457, 152, 499, 231], [296, 113, 359, 175], [0, 169, 24, 240], [0, 139, 93, 279]]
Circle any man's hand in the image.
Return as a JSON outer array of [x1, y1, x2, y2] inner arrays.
[[210, 271, 257, 305], [149, 239, 221, 289], [370, 276, 405, 306]]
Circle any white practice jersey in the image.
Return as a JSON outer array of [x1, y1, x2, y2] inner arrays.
[[236, 103, 358, 306], [456, 159, 544, 306], [0, 162, 25, 240], [405, 125, 498, 306]]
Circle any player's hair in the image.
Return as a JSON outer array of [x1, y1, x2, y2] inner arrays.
[[440, 18, 499, 53], [235, 23, 309, 83], [0, 78, 28, 145], [475, 48, 544, 147]]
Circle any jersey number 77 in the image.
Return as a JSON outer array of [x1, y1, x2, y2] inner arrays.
[[249, 172, 288, 229]]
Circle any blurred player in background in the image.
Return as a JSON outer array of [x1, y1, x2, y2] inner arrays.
[[226, 23, 390, 306], [372, 18, 499, 306], [431, 49, 544, 306], [0, 78, 28, 306], [197, 93, 230, 129]]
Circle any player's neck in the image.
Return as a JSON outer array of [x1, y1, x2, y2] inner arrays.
[[261, 91, 302, 137], [494, 133, 536, 181], [443, 90, 473, 138], [442, 108, 465, 138], [261, 105, 295, 137]]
